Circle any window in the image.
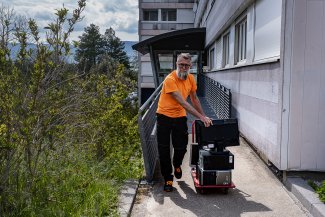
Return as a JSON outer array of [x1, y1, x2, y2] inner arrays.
[[209, 48, 215, 69], [254, 0, 281, 61], [215, 38, 222, 69], [143, 10, 158, 21], [235, 17, 247, 64], [222, 33, 230, 67], [161, 9, 177, 21], [158, 53, 173, 82]]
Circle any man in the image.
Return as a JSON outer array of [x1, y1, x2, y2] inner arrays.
[[156, 53, 212, 192]]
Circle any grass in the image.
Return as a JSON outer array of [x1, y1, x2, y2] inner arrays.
[[1, 147, 143, 217], [308, 180, 325, 203]]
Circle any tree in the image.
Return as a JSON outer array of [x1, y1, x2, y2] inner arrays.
[[129, 51, 139, 81], [89, 54, 119, 78], [0, 1, 88, 214], [44, 0, 86, 64], [103, 27, 130, 69], [75, 24, 104, 73], [0, 1, 142, 215], [0, 4, 15, 59]]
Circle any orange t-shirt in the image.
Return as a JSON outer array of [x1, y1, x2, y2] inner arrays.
[[157, 70, 197, 118]]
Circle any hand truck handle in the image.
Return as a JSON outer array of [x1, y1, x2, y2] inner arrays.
[[192, 121, 195, 143]]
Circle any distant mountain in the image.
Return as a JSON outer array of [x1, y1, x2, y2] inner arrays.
[[9, 41, 138, 63], [9, 43, 36, 60], [123, 41, 137, 58]]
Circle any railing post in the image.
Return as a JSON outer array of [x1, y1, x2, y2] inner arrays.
[[138, 83, 163, 182], [137, 114, 152, 181]]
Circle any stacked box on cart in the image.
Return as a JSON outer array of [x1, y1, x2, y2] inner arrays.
[[196, 165, 232, 186], [195, 119, 240, 148], [198, 149, 234, 170], [190, 143, 199, 166]]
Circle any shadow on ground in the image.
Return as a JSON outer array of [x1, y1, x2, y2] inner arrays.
[[136, 174, 271, 217]]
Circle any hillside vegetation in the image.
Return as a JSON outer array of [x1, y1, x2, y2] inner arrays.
[[0, 1, 143, 216]]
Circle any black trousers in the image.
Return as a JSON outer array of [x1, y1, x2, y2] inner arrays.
[[156, 113, 188, 181]]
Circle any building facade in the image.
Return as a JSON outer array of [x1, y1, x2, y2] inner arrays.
[[197, 0, 325, 171], [138, 0, 195, 104], [135, 0, 325, 172]]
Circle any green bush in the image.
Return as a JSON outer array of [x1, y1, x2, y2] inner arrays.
[[308, 180, 325, 203], [0, 62, 143, 216], [0, 2, 143, 216], [317, 181, 325, 203]]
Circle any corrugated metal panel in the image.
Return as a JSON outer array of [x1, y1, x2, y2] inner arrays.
[[300, 0, 323, 170], [288, 0, 325, 171], [288, 0, 306, 170], [317, 0, 325, 170]]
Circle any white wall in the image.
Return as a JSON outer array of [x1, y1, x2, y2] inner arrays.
[[208, 63, 282, 167], [141, 62, 153, 76], [197, 0, 284, 168], [194, 0, 325, 171], [203, 0, 248, 46], [283, 0, 325, 171], [202, 0, 281, 70]]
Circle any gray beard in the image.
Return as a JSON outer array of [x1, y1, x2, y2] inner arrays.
[[176, 68, 189, 80]]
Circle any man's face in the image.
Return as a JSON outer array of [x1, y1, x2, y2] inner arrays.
[[176, 58, 191, 80]]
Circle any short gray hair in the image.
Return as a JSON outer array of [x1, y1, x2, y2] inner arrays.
[[177, 53, 192, 62]]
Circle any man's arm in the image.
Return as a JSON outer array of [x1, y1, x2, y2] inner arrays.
[[170, 91, 212, 127], [189, 91, 205, 117]]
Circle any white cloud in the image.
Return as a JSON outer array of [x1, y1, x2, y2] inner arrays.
[[1, 0, 139, 41]]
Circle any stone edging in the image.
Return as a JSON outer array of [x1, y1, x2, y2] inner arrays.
[[118, 179, 140, 217], [285, 177, 325, 217]]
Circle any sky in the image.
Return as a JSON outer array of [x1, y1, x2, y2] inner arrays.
[[1, 0, 139, 42]]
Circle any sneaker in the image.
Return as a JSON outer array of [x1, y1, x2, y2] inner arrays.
[[174, 167, 182, 179], [164, 180, 173, 192]]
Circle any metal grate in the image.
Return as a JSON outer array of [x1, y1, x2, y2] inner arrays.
[[138, 83, 162, 182], [197, 73, 232, 119]]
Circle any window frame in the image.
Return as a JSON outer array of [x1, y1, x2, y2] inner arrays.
[[222, 32, 230, 68], [235, 15, 247, 64], [209, 47, 215, 70], [161, 9, 177, 21], [143, 9, 158, 21]]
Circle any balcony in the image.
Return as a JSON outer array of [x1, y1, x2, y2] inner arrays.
[[141, 0, 194, 3], [139, 22, 193, 32]]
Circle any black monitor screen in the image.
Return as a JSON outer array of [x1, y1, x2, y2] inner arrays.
[[195, 118, 239, 147]]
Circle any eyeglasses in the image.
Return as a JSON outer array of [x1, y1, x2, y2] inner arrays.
[[178, 63, 191, 68]]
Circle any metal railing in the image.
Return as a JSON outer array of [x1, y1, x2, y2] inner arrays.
[[197, 73, 232, 119], [138, 73, 231, 182], [138, 83, 162, 182], [140, 23, 194, 31]]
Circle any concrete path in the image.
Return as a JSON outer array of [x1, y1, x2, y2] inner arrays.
[[131, 137, 311, 217]]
